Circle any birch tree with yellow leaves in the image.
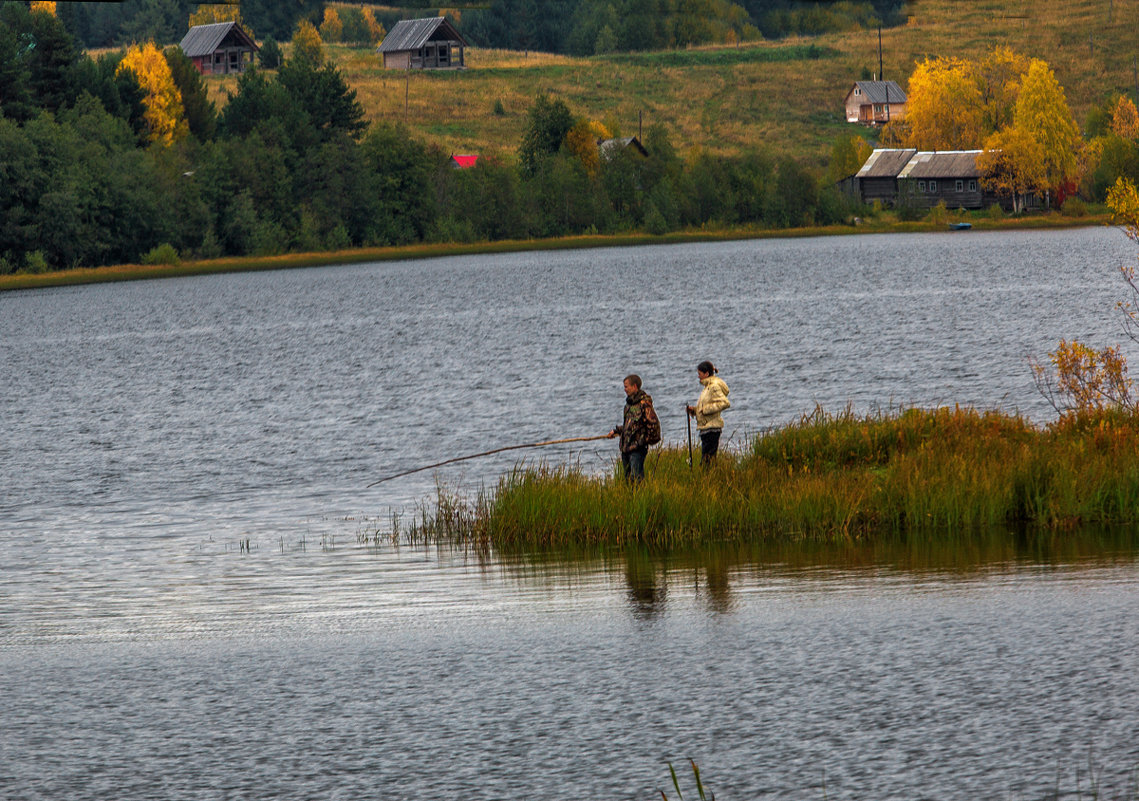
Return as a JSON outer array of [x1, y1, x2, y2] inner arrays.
[[897, 57, 984, 150], [117, 42, 187, 146], [978, 59, 1081, 210]]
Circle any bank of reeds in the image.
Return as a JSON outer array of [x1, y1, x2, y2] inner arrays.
[[408, 406, 1139, 550]]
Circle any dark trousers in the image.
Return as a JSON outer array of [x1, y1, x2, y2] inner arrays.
[[699, 428, 721, 465], [621, 447, 647, 483]]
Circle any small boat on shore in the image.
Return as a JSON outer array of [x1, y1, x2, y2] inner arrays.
[[948, 222, 973, 230]]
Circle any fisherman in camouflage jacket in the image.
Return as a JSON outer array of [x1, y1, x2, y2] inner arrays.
[[607, 374, 660, 483]]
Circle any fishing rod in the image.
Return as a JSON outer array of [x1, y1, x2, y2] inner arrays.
[[684, 403, 693, 467], [367, 434, 612, 487]]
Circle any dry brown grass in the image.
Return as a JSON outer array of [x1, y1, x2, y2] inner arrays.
[[197, 0, 1139, 166]]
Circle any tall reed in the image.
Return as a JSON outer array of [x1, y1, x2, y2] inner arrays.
[[405, 406, 1139, 550]]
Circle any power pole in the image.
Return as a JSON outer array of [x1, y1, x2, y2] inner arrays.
[[878, 26, 883, 80]]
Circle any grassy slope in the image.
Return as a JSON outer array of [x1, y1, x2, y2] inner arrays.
[[205, 0, 1139, 167]]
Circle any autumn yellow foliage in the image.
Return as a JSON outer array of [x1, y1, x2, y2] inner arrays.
[[29, 1, 56, 15], [320, 8, 343, 44], [901, 56, 984, 150], [362, 9, 386, 45], [117, 42, 187, 146], [188, 4, 244, 29], [292, 19, 324, 66], [1110, 96, 1139, 142], [565, 119, 611, 176]]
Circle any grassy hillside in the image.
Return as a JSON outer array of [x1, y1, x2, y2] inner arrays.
[[203, 0, 1138, 168]]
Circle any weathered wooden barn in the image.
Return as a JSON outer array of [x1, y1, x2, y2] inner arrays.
[[179, 21, 258, 75], [896, 150, 987, 209], [844, 80, 907, 124], [377, 17, 468, 70], [851, 148, 916, 205], [843, 148, 1033, 211]]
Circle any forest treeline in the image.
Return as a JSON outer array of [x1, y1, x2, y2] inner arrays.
[[48, 0, 907, 52], [0, 5, 857, 273]]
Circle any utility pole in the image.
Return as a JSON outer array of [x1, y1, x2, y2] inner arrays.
[[878, 26, 883, 81]]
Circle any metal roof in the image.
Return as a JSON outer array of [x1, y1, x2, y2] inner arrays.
[[849, 80, 907, 104], [599, 137, 648, 158], [179, 22, 257, 58], [856, 149, 917, 178], [378, 17, 467, 53], [898, 150, 983, 179]]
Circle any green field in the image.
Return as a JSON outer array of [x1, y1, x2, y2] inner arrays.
[[204, 0, 1139, 167]]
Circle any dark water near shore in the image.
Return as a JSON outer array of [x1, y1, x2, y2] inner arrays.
[[2, 229, 1138, 799]]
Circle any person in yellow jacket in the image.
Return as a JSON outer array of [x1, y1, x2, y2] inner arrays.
[[686, 360, 730, 465]]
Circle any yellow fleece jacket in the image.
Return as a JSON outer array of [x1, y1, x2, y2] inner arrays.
[[694, 375, 730, 430]]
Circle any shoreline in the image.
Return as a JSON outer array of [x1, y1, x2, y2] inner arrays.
[[0, 213, 1110, 293]]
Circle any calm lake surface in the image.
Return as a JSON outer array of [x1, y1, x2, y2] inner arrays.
[[2, 229, 1138, 800]]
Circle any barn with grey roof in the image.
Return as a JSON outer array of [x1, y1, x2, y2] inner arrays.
[[377, 16, 468, 70], [179, 21, 258, 75]]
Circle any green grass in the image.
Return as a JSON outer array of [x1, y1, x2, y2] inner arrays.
[[598, 43, 839, 69], [402, 406, 1139, 551]]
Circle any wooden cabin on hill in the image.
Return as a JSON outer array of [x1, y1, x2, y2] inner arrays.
[[844, 80, 907, 124], [378, 16, 468, 70], [179, 21, 258, 75]]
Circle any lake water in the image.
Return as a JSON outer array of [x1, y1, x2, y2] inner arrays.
[[2, 229, 1138, 799]]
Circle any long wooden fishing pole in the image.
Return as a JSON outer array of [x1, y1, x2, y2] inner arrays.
[[367, 434, 612, 487], [685, 406, 693, 468]]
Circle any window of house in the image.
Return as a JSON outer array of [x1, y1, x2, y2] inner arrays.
[[929, 180, 938, 192], [855, 87, 862, 95], [968, 180, 977, 192], [918, 180, 926, 192], [956, 180, 964, 192]]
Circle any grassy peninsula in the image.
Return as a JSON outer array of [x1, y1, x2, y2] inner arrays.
[[406, 406, 1139, 550]]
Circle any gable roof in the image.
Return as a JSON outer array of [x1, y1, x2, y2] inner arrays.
[[856, 148, 917, 178], [599, 136, 649, 158], [179, 21, 258, 58], [378, 17, 467, 53], [848, 80, 907, 105], [897, 150, 982, 179]]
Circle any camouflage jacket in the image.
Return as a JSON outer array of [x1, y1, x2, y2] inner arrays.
[[615, 389, 659, 453]]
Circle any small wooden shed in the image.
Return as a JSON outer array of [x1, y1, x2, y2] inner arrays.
[[179, 21, 259, 75], [844, 80, 907, 124], [378, 17, 468, 70]]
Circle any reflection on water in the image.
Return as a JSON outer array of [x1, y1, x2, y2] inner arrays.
[[491, 526, 1139, 620]]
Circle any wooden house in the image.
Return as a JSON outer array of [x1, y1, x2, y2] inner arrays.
[[179, 21, 258, 75], [378, 17, 468, 70], [844, 80, 907, 124]]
